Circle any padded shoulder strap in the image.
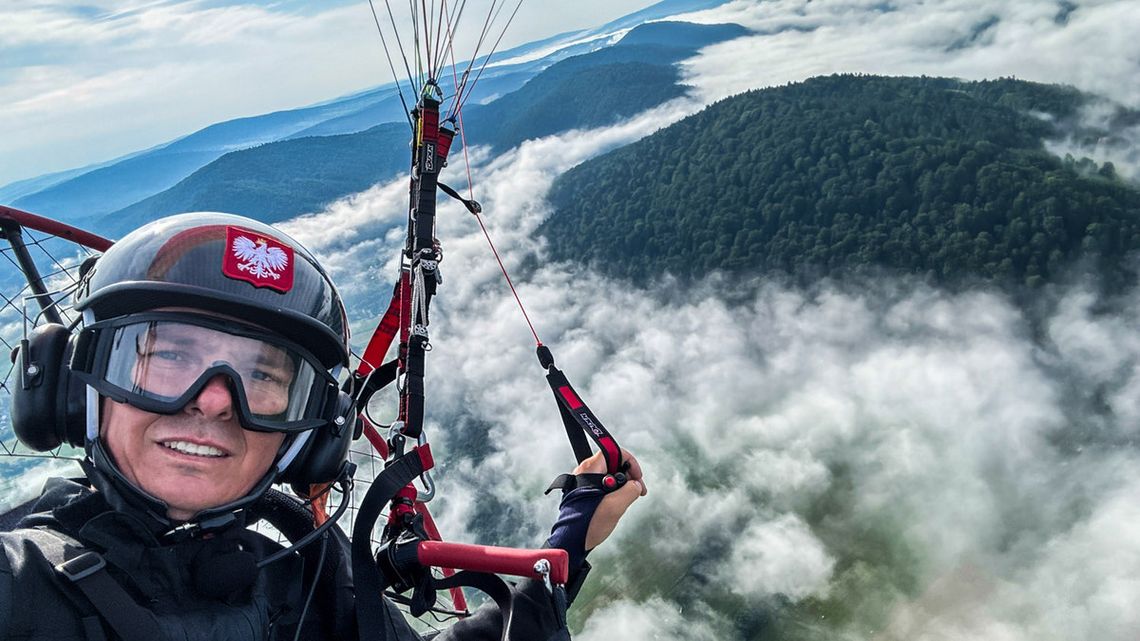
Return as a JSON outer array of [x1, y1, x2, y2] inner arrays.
[[53, 550, 163, 641], [21, 526, 162, 641], [0, 498, 37, 532], [0, 537, 12, 640]]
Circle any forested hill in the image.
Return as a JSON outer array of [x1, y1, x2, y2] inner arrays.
[[540, 75, 1140, 291]]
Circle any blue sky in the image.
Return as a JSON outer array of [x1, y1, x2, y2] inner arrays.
[[0, 0, 659, 187]]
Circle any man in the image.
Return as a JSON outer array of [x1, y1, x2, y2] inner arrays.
[[0, 212, 645, 640]]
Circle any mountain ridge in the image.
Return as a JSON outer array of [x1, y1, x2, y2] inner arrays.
[[540, 74, 1140, 292], [4, 0, 735, 224], [98, 21, 750, 233]]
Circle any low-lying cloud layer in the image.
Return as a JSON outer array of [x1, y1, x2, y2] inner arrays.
[[679, 0, 1140, 179], [681, 0, 1140, 107], [1047, 99, 1140, 182], [283, 91, 1140, 638]]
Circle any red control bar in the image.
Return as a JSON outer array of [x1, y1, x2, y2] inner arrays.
[[417, 541, 569, 585]]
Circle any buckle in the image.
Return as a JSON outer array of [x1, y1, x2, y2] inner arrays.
[[55, 551, 106, 582]]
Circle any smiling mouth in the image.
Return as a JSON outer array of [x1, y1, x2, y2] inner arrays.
[[160, 440, 227, 458]]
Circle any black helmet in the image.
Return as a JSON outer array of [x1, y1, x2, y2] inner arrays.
[[74, 212, 348, 369], [66, 212, 353, 531]]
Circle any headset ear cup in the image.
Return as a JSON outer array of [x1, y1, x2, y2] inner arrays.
[[11, 324, 84, 451], [280, 391, 355, 487]]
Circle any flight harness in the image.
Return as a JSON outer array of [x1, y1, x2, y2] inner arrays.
[[348, 84, 629, 641]]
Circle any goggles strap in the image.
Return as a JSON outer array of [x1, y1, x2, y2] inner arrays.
[[85, 385, 99, 443], [83, 309, 99, 443], [276, 430, 314, 473]]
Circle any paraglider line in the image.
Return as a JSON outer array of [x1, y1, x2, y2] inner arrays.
[[453, 108, 542, 345], [455, 0, 523, 114], [368, 0, 414, 128], [451, 0, 501, 114]]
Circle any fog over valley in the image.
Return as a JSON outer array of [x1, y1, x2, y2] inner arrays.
[[281, 101, 1140, 638]]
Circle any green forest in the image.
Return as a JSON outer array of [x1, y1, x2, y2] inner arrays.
[[541, 75, 1140, 291]]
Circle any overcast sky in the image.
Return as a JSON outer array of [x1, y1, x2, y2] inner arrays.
[[0, 0, 659, 187]]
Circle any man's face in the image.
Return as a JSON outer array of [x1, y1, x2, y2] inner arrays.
[[101, 323, 289, 521]]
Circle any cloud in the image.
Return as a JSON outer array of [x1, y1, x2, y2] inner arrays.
[[669, 0, 1140, 184], [0, 2, 324, 51], [0, 457, 82, 513], [721, 514, 836, 600], [282, 105, 1140, 639], [8, 0, 1138, 186], [1017, 468, 1140, 639], [1045, 99, 1140, 183], [678, 0, 1140, 109], [575, 596, 724, 641], [0, 1, 397, 184]]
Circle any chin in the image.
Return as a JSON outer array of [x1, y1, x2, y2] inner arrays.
[[146, 480, 240, 519]]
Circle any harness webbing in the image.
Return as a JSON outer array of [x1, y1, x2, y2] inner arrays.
[[358, 281, 404, 377], [53, 551, 163, 641], [353, 446, 435, 641], [401, 91, 449, 442]]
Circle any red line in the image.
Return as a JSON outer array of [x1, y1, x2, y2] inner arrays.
[[439, 4, 541, 346], [454, 112, 543, 346], [361, 419, 389, 459]]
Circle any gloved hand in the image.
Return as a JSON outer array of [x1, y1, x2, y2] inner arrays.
[[545, 448, 646, 568]]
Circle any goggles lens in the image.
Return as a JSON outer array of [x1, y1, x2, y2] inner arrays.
[[78, 314, 336, 432]]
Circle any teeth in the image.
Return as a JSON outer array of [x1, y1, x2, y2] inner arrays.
[[162, 441, 225, 458]]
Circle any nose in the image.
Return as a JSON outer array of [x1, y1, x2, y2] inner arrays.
[[185, 374, 236, 421]]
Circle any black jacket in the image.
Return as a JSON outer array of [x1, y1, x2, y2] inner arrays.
[[0, 478, 569, 641]]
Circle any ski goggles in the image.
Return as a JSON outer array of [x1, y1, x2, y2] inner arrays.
[[71, 312, 339, 433]]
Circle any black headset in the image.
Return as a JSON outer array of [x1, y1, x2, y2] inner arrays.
[[10, 322, 355, 486]]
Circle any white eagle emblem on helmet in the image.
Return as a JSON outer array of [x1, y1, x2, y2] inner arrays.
[[232, 235, 289, 279], [222, 226, 296, 292]]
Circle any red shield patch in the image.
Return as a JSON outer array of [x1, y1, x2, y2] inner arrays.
[[221, 226, 295, 293]]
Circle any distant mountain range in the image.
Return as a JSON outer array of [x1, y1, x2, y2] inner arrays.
[[83, 20, 744, 235], [2, 0, 734, 228]]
